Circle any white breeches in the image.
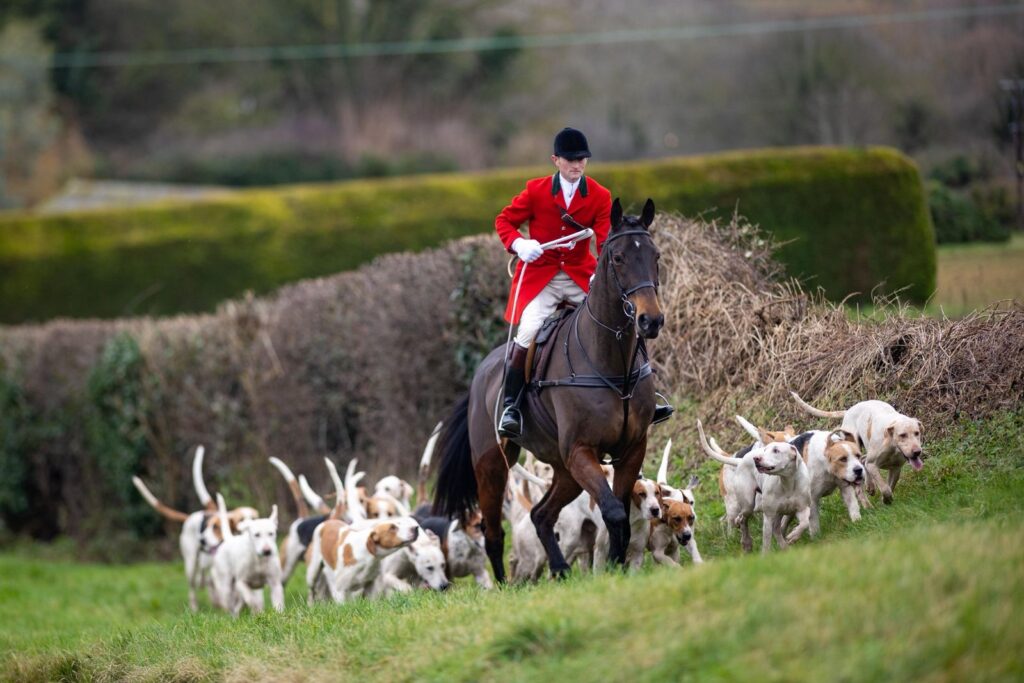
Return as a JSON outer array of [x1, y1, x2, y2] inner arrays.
[[514, 272, 586, 348]]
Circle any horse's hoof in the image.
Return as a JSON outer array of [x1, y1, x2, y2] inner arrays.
[[551, 566, 571, 581]]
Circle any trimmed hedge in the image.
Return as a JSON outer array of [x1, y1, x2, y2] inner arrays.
[[0, 146, 935, 323]]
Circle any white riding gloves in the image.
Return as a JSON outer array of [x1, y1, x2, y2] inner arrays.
[[512, 237, 544, 263]]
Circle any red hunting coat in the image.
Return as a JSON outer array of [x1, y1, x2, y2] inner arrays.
[[495, 173, 612, 323]]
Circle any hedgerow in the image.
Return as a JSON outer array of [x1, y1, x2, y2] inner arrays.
[[0, 146, 934, 323], [0, 210, 1015, 555]]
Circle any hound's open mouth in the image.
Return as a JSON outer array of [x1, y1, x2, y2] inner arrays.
[[906, 455, 924, 471], [755, 464, 775, 474]]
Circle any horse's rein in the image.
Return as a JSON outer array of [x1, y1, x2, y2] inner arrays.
[[505, 226, 595, 277]]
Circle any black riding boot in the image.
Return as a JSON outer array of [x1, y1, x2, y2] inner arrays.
[[651, 404, 675, 425], [498, 344, 529, 439], [651, 393, 675, 425]]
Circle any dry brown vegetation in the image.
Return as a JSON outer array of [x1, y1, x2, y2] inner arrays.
[[652, 215, 1024, 467], [1, 214, 1021, 548]]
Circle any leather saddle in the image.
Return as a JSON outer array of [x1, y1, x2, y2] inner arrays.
[[525, 304, 577, 385]]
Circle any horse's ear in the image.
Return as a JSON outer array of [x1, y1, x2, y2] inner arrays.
[[641, 198, 655, 229], [610, 198, 623, 230]]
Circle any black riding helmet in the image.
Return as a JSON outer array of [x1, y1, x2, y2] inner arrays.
[[553, 127, 591, 160]]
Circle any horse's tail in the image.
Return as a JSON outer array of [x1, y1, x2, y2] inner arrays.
[[432, 393, 477, 519]]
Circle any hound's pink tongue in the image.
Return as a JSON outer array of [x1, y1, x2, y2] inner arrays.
[[910, 457, 924, 471]]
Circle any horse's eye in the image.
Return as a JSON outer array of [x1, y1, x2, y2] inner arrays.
[[612, 253, 624, 264]]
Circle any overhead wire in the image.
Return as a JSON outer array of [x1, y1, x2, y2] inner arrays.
[[1, 3, 1021, 69]]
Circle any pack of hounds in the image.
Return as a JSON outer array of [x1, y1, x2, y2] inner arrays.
[[131, 392, 924, 615]]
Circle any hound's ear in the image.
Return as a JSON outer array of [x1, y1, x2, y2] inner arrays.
[[269, 505, 278, 526], [828, 430, 845, 444], [641, 198, 655, 229], [840, 430, 858, 444], [237, 519, 252, 532], [885, 424, 895, 442], [403, 481, 414, 499], [423, 529, 439, 543], [915, 419, 923, 434], [784, 425, 797, 437], [611, 198, 623, 230], [757, 427, 773, 444]]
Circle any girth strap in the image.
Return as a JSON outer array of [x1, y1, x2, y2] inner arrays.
[[531, 362, 653, 390]]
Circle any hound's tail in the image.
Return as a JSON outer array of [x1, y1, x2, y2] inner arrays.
[[657, 438, 673, 485], [696, 420, 743, 467], [432, 393, 477, 519], [268, 457, 311, 518], [192, 445, 216, 512], [736, 414, 776, 445], [131, 476, 189, 522], [342, 458, 366, 522], [417, 420, 444, 506], [510, 463, 548, 489], [216, 492, 233, 540], [298, 475, 331, 515], [790, 391, 845, 419]]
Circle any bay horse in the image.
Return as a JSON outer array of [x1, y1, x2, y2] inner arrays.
[[433, 198, 664, 581]]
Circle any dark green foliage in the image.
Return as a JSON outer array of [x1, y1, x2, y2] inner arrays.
[[969, 182, 1019, 232], [927, 181, 1010, 244], [85, 333, 160, 538], [449, 243, 508, 385], [0, 147, 937, 322], [927, 154, 992, 189], [0, 369, 32, 528]]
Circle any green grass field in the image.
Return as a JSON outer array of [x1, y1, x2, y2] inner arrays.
[[3, 409, 1022, 682], [846, 233, 1023, 319], [932, 234, 1024, 316]]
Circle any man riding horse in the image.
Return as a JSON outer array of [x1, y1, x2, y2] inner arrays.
[[495, 127, 673, 438]]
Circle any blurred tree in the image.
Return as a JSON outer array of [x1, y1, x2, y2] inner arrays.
[[0, 20, 60, 208], [894, 98, 935, 153], [3, 0, 521, 183], [748, 30, 891, 147]]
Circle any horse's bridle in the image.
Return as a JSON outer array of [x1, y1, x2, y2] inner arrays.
[[586, 228, 660, 338], [567, 226, 661, 398]]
